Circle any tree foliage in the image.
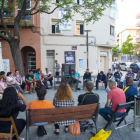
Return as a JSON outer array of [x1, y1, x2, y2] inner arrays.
[[0, 0, 115, 75], [112, 45, 119, 57], [121, 35, 136, 61]]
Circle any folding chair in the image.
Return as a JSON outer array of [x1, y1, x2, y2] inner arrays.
[[0, 116, 20, 140], [54, 76, 61, 89], [104, 101, 134, 138]]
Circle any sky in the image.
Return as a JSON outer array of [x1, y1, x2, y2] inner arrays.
[[115, 0, 140, 34]]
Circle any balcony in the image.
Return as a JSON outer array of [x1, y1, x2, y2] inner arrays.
[[136, 21, 140, 27], [136, 38, 140, 43], [136, 29, 140, 35], [136, 13, 140, 19]]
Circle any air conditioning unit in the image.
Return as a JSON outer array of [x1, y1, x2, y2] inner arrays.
[[0, 30, 10, 39]]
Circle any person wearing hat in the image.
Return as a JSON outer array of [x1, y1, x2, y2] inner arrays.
[[54, 60, 60, 81]]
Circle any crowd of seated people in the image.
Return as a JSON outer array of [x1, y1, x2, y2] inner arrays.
[[0, 67, 139, 139]]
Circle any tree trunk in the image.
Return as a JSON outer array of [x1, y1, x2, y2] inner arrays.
[[9, 39, 24, 76], [130, 54, 131, 62]]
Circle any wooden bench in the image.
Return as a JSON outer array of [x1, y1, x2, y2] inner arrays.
[[0, 116, 20, 140], [26, 103, 100, 140]]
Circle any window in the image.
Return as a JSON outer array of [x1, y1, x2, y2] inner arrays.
[[51, 19, 60, 34], [110, 25, 115, 36], [2, 9, 13, 18], [18, 0, 31, 21], [77, 0, 83, 5], [76, 21, 84, 35], [52, 0, 59, 3]]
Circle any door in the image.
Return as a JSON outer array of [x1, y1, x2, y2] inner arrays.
[[47, 51, 54, 75], [28, 52, 36, 73], [100, 56, 105, 72]]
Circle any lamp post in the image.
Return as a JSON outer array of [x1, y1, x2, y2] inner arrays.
[[84, 30, 91, 69]]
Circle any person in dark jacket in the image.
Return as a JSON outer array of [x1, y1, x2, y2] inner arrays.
[[96, 71, 107, 90], [83, 69, 91, 83], [124, 77, 138, 102]]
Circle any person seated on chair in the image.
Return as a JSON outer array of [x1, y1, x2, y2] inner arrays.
[[0, 87, 29, 140], [107, 69, 113, 81], [44, 68, 53, 89], [53, 83, 75, 135], [78, 81, 99, 105], [99, 79, 126, 122], [13, 70, 26, 90], [96, 71, 107, 90], [0, 76, 7, 94], [29, 87, 53, 126], [25, 70, 36, 94], [71, 69, 81, 90], [7, 72, 23, 93], [83, 69, 91, 83], [114, 69, 122, 86], [0, 71, 8, 84], [133, 69, 140, 87], [123, 68, 134, 88], [124, 77, 138, 102]]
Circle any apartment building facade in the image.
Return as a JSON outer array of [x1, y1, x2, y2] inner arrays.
[[0, 0, 41, 74], [40, 2, 115, 75], [115, 27, 140, 62]]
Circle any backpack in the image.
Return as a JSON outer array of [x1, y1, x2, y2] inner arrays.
[[37, 126, 47, 137]]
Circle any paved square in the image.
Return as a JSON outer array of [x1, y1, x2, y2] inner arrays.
[[18, 72, 140, 140]]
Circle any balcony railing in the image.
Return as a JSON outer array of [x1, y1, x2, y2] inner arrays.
[[136, 38, 140, 43], [136, 21, 140, 27], [136, 13, 140, 19]]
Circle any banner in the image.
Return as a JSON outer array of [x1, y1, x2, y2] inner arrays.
[[58, 8, 72, 30], [79, 59, 83, 69], [110, 1, 119, 19]]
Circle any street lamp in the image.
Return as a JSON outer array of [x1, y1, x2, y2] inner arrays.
[[84, 30, 91, 69]]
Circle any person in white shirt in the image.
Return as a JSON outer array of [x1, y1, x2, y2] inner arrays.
[[43, 68, 53, 89], [7, 72, 23, 93]]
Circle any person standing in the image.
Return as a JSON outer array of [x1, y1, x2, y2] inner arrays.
[[54, 60, 61, 76]]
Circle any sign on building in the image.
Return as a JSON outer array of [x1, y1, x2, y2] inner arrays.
[[72, 46, 77, 50], [65, 51, 75, 64], [58, 8, 72, 30], [110, 1, 119, 19], [3, 59, 10, 74]]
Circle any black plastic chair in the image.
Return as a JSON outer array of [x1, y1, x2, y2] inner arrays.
[[104, 101, 134, 138]]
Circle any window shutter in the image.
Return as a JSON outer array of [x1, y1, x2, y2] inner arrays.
[[79, 0, 83, 5], [110, 25, 111, 35], [52, 25, 55, 33], [80, 24, 83, 34]]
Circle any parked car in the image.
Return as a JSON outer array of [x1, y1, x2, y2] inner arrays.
[[130, 63, 140, 73], [120, 62, 132, 71]]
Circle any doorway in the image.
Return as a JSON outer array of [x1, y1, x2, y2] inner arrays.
[[47, 50, 55, 75], [100, 56, 106, 72]]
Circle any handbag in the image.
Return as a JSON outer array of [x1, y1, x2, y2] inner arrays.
[[69, 121, 80, 136], [37, 126, 47, 137], [90, 129, 112, 140]]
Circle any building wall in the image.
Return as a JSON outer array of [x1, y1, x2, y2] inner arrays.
[[40, 7, 115, 75], [0, 27, 41, 74]]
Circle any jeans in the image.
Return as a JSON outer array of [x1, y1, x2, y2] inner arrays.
[[20, 82, 26, 90], [45, 79, 53, 87], [0, 118, 26, 140], [44, 79, 49, 88], [72, 78, 79, 89], [96, 80, 107, 89], [114, 78, 120, 82], [99, 107, 124, 122]]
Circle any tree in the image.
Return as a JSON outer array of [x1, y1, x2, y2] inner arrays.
[[133, 43, 140, 61], [112, 45, 119, 61], [121, 35, 136, 62], [0, 0, 115, 76]]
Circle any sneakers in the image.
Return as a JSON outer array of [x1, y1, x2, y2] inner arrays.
[[19, 137, 25, 140]]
